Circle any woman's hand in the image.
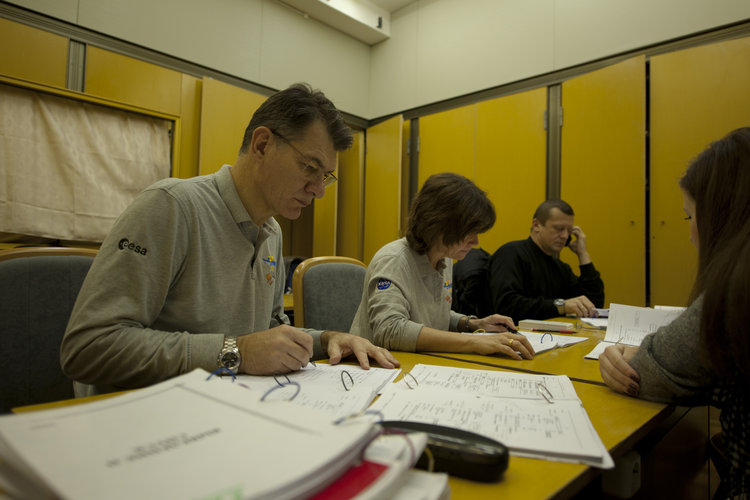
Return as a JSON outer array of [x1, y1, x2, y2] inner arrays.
[[469, 332, 535, 360], [599, 344, 641, 396], [472, 314, 517, 333]]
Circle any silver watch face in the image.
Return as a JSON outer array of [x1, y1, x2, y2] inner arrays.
[[221, 351, 240, 370], [554, 299, 565, 307]]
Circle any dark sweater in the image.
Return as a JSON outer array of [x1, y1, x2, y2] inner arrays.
[[488, 237, 604, 322]]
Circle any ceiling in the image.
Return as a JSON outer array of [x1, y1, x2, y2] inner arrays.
[[369, 0, 417, 13], [281, 0, 417, 45]]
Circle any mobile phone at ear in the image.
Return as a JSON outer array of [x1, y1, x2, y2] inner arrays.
[[565, 235, 572, 247], [381, 420, 508, 482]]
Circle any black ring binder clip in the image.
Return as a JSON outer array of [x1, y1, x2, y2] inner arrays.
[[261, 381, 301, 401], [537, 382, 554, 404], [340, 370, 354, 391], [206, 367, 236, 381], [273, 373, 291, 387], [403, 371, 419, 389], [540, 332, 553, 343]]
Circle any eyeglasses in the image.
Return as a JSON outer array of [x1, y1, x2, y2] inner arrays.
[[271, 130, 338, 187]]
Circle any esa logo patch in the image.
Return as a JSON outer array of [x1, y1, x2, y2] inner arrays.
[[376, 278, 391, 290], [118, 238, 148, 256]]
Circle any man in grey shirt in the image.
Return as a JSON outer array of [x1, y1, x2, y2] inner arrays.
[[61, 83, 398, 396]]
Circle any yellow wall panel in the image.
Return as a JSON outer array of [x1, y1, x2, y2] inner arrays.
[[363, 115, 403, 264], [85, 46, 181, 115], [312, 174, 338, 257], [0, 18, 68, 88], [198, 77, 266, 175], [337, 131, 365, 260], [475, 88, 547, 255], [173, 74, 202, 179], [561, 56, 646, 307], [418, 105, 476, 188], [400, 120, 411, 233], [650, 36, 750, 306]]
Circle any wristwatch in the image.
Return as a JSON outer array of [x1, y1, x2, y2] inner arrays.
[[217, 336, 241, 373], [462, 315, 478, 332], [554, 298, 565, 316]]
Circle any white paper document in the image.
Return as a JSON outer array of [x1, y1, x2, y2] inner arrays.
[[373, 364, 613, 468], [0, 369, 380, 500], [584, 303, 686, 359], [221, 363, 400, 419], [466, 331, 587, 355], [522, 331, 588, 354]]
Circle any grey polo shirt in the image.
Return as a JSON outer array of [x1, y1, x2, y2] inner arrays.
[[61, 165, 323, 395], [350, 238, 462, 351]]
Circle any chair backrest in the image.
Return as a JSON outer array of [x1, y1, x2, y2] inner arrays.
[[292, 256, 367, 331], [0, 247, 97, 413]]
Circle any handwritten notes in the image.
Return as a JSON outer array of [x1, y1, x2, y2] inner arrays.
[[374, 364, 613, 468], [584, 303, 685, 359]]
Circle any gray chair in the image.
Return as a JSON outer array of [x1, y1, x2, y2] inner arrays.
[[292, 256, 366, 331], [0, 247, 97, 413]]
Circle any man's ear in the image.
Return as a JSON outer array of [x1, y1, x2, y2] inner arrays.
[[250, 126, 273, 159], [531, 218, 541, 233]]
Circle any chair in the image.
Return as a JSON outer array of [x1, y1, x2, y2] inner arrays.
[[292, 256, 367, 331], [0, 247, 98, 413]]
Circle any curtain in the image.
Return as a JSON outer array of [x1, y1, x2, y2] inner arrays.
[[0, 83, 171, 243]]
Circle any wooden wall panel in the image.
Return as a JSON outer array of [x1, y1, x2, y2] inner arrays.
[[363, 115, 403, 264], [198, 77, 266, 175], [475, 88, 547, 255], [173, 74, 202, 179], [312, 173, 338, 257], [650, 36, 750, 306], [561, 56, 646, 307], [0, 18, 68, 88], [337, 131, 365, 260], [418, 105, 475, 189], [85, 46, 181, 115]]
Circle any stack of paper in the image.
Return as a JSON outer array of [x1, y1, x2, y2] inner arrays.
[[371, 364, 613, 468], [518, 319, 575, 332], [584, 303, 686, 359], [0, 369, 384, 500]]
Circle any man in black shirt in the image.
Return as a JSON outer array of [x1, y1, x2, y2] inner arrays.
[[488, 200, 604, 323]]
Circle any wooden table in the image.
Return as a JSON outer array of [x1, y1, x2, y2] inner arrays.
[[424, 326, 607, 385]]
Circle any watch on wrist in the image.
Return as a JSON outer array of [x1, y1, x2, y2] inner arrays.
[[554, 298, 565, 316], [464, 315, 478, 332], [217, 336, 241, 373]]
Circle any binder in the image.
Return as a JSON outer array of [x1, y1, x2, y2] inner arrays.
[[0, 369, 382, 500]]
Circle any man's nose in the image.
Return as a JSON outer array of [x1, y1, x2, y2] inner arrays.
[[308, 178, 325, 199]]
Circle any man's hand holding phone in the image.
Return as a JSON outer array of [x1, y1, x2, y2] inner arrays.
[[566, 226, 592, 265]]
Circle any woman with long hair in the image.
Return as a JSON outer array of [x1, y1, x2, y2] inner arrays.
[[600, 127, 750, 498]]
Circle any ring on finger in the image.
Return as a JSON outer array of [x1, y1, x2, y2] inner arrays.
[[508, 339, 514, 347]]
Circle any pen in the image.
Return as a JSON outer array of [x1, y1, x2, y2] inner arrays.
[[532, 328, 575, 334], [507, 326, 519, 334], [274, 314, 316, 367]]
